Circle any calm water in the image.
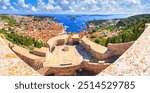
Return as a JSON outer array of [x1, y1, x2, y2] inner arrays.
[[23, 14, 130, 33]]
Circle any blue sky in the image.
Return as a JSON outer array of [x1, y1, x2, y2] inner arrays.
[[0, 0, 150, 14]]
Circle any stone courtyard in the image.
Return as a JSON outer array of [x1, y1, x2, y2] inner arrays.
[[43, 44, 98, 67]]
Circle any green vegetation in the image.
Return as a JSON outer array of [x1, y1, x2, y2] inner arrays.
[[103, 25, 118, 31], [0, 29, 7, 34], [94, 38, 107, 46], [92, 14, 150, 46], [89, 25, 119, 35], [0, 15, 18, 26], [0, 29, 46, 49], [87, 20, 108, 26], [6, 33, 46, 49]]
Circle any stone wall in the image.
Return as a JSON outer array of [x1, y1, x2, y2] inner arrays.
[[38, 62, 110, 76], [32, 50, 47, 57], [107, 42, 134, 55], [80, 37, 134, 60], [47, 34, 69, 53], [12, 49, 46, 70], [32, 47, 49, 57], [56, 39, 67, 46], [80, 37, 114, 60]]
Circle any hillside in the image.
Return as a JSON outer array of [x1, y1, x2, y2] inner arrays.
[[0, 15, 64, 49], [86, 14, 150, 46]]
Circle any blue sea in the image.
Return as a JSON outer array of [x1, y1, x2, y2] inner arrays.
[[21, 14, 130, 33]]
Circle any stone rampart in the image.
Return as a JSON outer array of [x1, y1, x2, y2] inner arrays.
[[11, 48, 45, 70], [80, 36, 114, 60], [107, 42, 134, 55], [38, 62, 110, 76]]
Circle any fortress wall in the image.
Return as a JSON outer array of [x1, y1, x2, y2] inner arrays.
[[90, 48, 114, 59], [107, 42, 134, 55], [50, 40, 57, 52], [32, 50, 47, 57], [56, 39, 68, 46], [80, 40, 91, 52], [32, 47, 49, 57], [72, 35, 80, 44], [83, 62, 110, 73], [80, 39, 114, 60], [47, 35, 68, 52], [39, 62, 110, 76], [80, 37, 134, 60], [12, 49, 45, 70]]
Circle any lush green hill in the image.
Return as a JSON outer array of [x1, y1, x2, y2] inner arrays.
[[90, 14, 150, 46]]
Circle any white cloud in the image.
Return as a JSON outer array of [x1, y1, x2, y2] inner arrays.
[[10, 6, 18, 11], [54, 6, 62, 10], [2, 6, 7, 10], [3, 0, 10, 6], [0, 0, 149, 14], [46, 5, 54, 11], [48, 0, 56, 4], [131, 0, 140, 4], [38, 0, 45, 7], [83, 0, 97, 5], [37, 0, 61, 12], [18, 0, 30, 9], [0, 0, 10, 6], [46, 4, 61, 11], [31, 6, 37, 12], [61, 0, 69, 4]]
